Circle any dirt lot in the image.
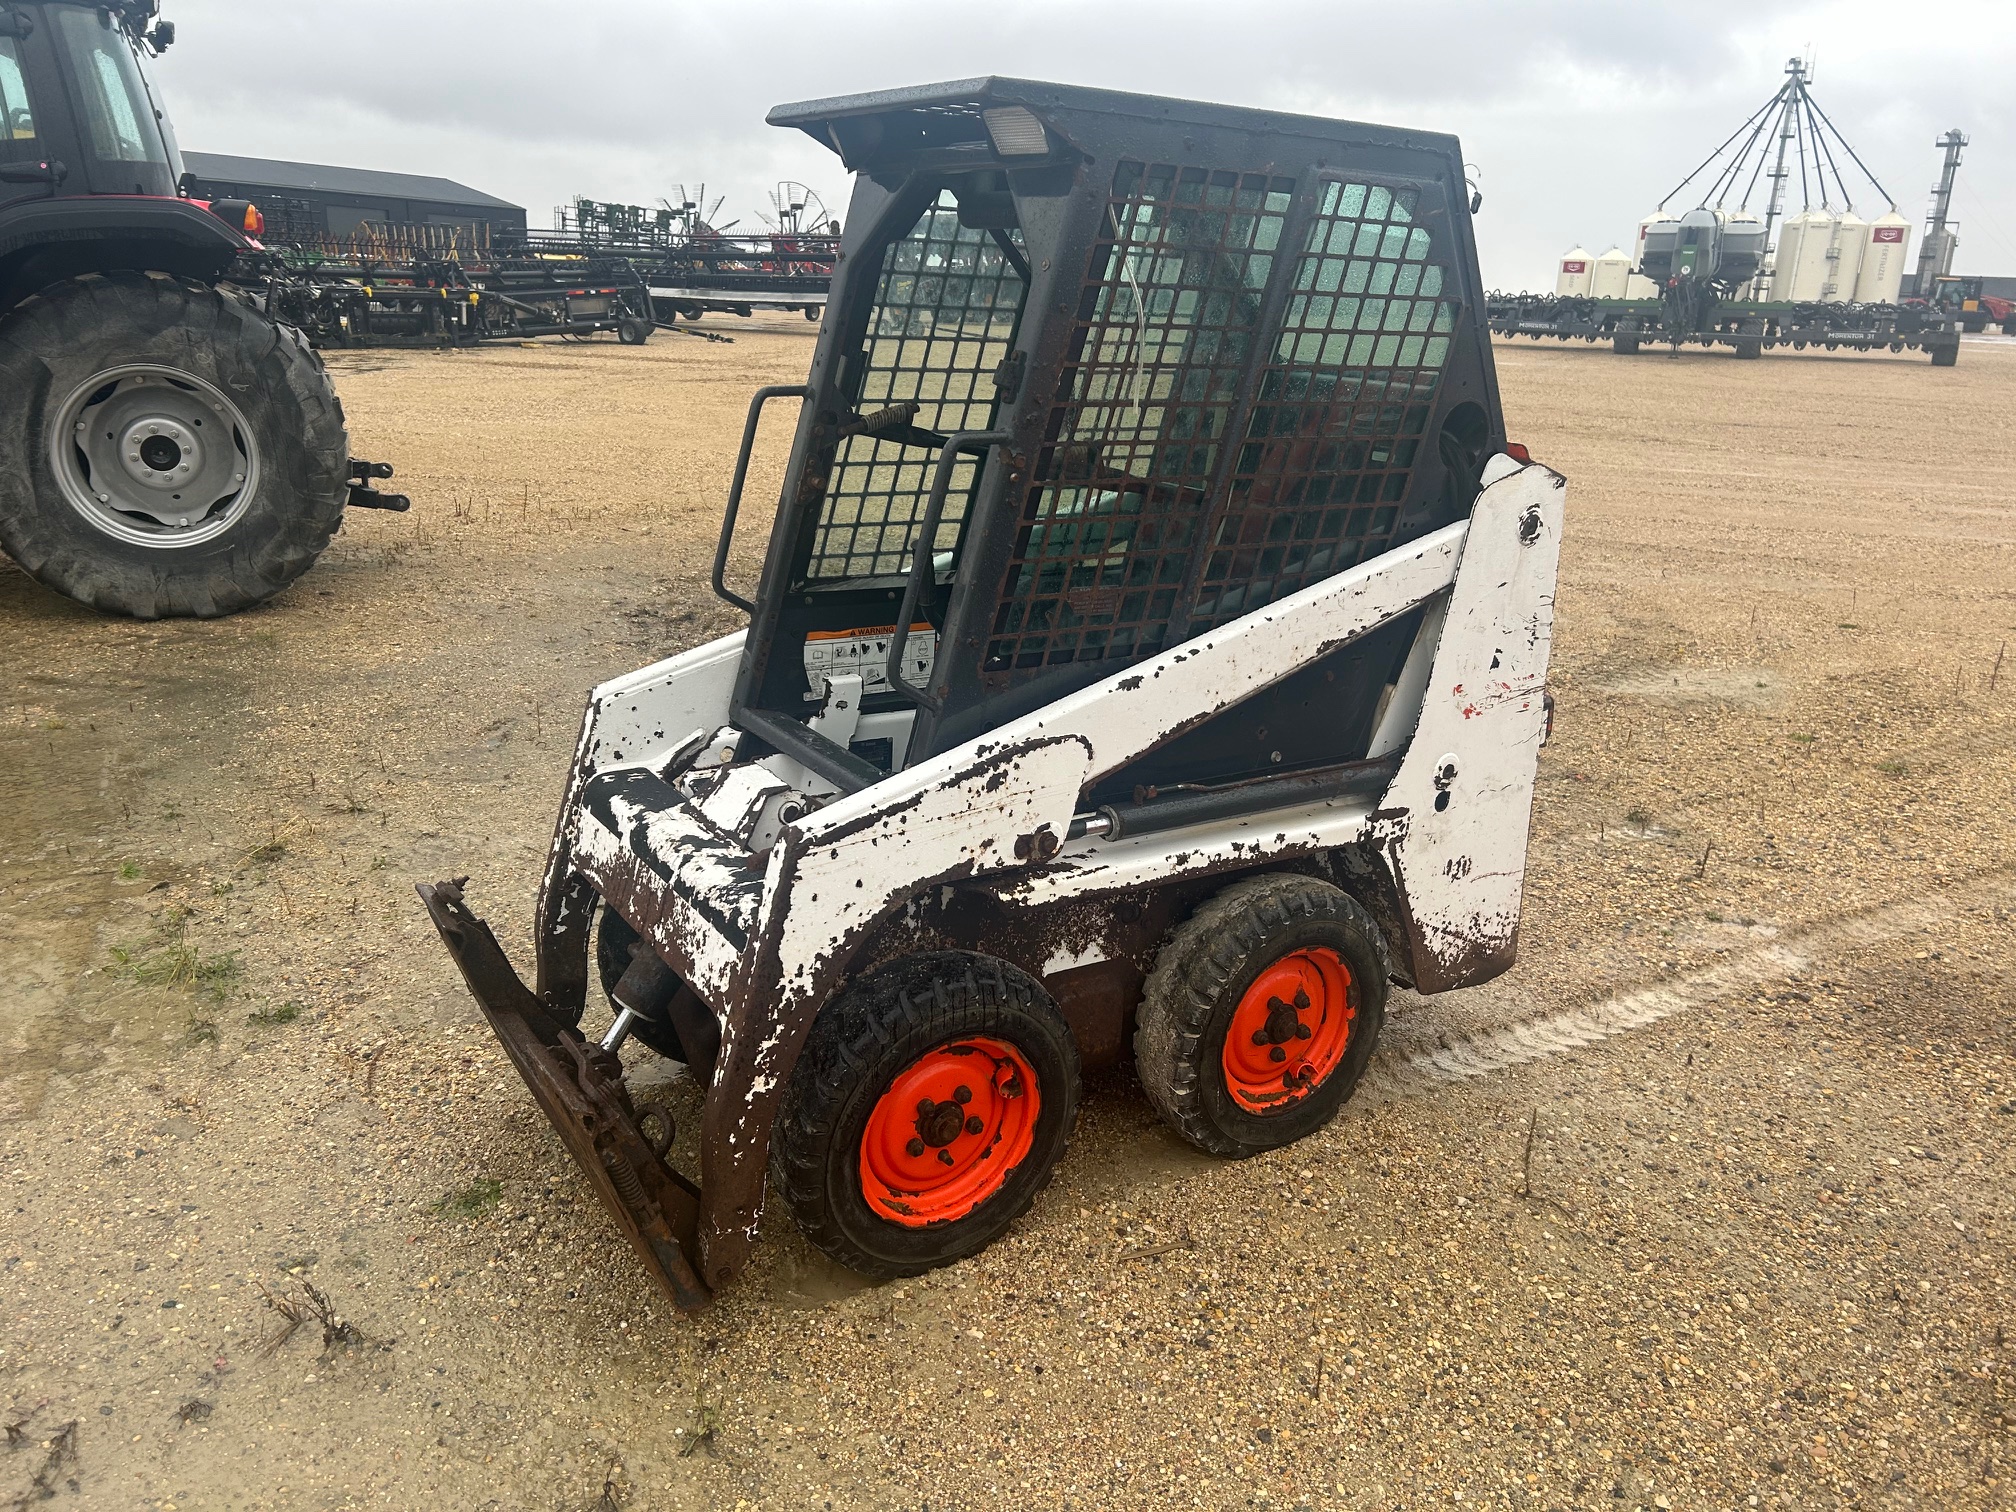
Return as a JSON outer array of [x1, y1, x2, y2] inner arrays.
[[2, 322, 2013, 1512]]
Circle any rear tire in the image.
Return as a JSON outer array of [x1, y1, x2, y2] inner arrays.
[[1135, 873, 1387, 1158], [0, 271, 349, 618], [777, 952, 1079, 1279]]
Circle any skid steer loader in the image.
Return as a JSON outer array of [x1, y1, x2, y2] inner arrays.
[[421, 78, 1564, 1309]]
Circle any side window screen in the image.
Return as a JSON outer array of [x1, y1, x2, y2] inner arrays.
[[55, 8, 166, 166], [986, 163, 1293, 679], [0, 38, 36, 155], [803, 192, 1027, 585], [1194, 180, 1455, 626]]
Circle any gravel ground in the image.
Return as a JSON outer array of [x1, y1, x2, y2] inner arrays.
[[2, 322, 2011, 1511]]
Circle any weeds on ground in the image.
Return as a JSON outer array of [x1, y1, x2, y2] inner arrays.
[[244, 837, 287, 867], [185, 1014, 219, 1046], [110, 933, 240, 1001], [1876, 759, 1910, 777], [117, 862, 142, 881], [257, 1280, 363, 1358], [1624, 805, 1653, 827], [679, 1399, 721, 1458], [3, 1409, 79, 1504], [432, 1178, 503, 1220], [247, 1001, 303, 1028]]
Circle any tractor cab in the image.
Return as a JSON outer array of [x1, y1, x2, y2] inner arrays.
[[0, 1, 180, 207]]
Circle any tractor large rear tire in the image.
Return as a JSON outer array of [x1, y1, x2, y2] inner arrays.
[[0, 271, 349, 618]]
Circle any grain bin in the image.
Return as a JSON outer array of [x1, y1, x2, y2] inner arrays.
[[1771, 208, 1836, 301], [1591, 246, 1632, 299], [1854, 211, 1911, 303], [1555, 246, 1595, 296], [1821, 212, 1868, 302]]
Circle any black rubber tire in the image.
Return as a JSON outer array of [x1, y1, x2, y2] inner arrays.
[[1930, 343, 1959, 368], [593, 906, 687, 1062], [1135, 872, 1388, 1159], [1613, 334, 1640, 355], [776, 952, 1080, 1279], [1733, 337, 1763, 360], [617, 318, 652, 346], [0, 271, 349, 619]]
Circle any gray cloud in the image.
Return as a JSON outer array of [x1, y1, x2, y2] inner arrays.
[[155, 0, 2015, 285]]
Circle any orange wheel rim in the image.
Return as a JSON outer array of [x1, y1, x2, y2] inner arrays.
[[1220, 947, 1355, 1114], [859, 1036, 1041, 1227]]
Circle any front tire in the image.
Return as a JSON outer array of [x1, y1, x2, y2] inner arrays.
[[1135, 873, 1388, 1158], [0, 270, 349, 618], [777, 952, 1080, 1279]]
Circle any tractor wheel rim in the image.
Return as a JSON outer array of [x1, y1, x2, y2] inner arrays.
[[1221, 947, 1355, 1114], [51, 364, 261, 550], [859, 1035, 1040, 1227]]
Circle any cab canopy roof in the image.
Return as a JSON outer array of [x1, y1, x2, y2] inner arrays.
[[767, 76, 1459, 173]]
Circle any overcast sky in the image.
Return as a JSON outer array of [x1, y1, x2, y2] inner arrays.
[[153, 0, 2015, 289]]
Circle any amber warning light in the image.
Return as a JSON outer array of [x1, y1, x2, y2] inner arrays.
[[206, 198, 266, 238]]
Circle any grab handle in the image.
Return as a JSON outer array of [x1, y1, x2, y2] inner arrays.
[[711, 384, 810, 613], [885, 429, 1010, 713]]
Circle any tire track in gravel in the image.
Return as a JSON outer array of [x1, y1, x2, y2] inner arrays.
[[1368, 868, 2016, 1093]]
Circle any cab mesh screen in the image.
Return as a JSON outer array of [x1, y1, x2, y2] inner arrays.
[[804, 194, 1027, 583], [985, 171, 1455, 678], [1192, 180, 1457, 627], [985, 163, 1292, 677]]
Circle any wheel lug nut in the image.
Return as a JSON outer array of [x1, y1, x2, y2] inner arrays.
[[906, 1137, 925, 1157], [937, 1149, 955, 1166], [1269, 1046, 1287, 1063], [1295, 1024, 1312, 1040], [916, 1098, 935, 1117], [1251, 1029, 1268, 1045], [965, 1115, 984, 1136], [952, 1085, 972, 1105]]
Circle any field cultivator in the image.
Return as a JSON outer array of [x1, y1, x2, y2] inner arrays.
[[245, 230, 657, 349], [1487, 291, 1963, 364]]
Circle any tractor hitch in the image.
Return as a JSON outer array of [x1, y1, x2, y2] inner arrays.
[[414, 879, 711, 1311], [346, 458, 411, 512]]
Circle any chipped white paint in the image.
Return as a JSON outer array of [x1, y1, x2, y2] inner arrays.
[[1003, 797, 1380, 908], [1378, 460, 1563, 990], [547, 459, 1563, 1266], [1040, 941, 1111, 975], [583, 630, 745, 773], [568, 460, 1562, 1034]]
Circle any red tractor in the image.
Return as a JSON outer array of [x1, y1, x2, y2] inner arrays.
[[0, 0, 399, 619]]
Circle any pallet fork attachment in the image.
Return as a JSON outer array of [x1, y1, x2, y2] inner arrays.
[[416, 880, 711, 1311]]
